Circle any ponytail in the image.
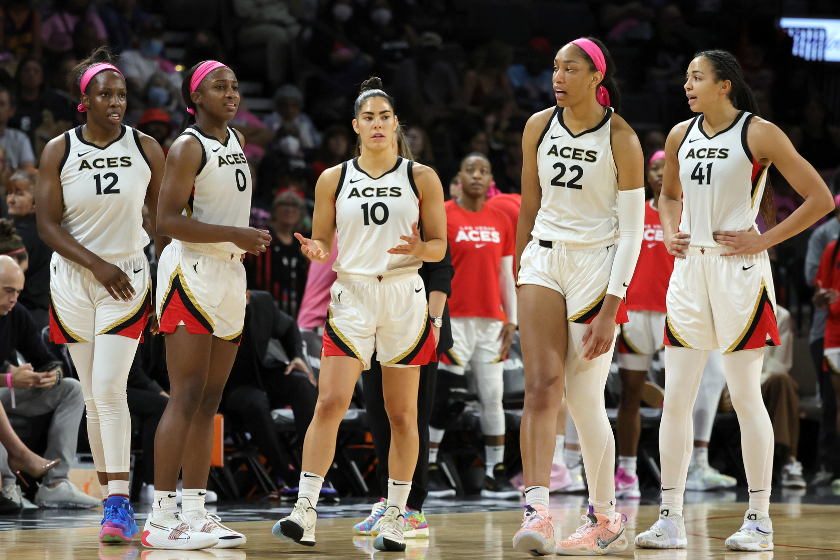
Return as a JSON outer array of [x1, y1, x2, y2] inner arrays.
[[574, 37, 621, 114], [696, 49, 776, 230]]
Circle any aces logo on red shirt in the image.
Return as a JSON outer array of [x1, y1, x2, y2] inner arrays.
[[626, 200, 674, 313]]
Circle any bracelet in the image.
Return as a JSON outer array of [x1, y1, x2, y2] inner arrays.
[[5, 373, 10, 388]]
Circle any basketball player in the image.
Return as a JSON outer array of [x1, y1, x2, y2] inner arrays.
[[436, 152, 518, 499], [512, 37, 645, 556], [635, 50, 832, 552], [36, 47, 165, 544], [143, 60, 270, 550], [273, 77, 446, 552]]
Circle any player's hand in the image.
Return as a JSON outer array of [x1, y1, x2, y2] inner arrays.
[[233, 227, 272, 255], [713, 228, 766, 256], [91, 260, 136, 302], [665, 231, 690, 259], [148, 311, 160, 335], [387, 222, 422, 256], [498, 323, 517, 360], [295, 233, 330, 263], [580, 313, 615, 361], [285, 357, 317, 386]]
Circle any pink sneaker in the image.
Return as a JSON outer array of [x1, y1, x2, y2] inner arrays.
[[615, 467, 641, 499], [556, 507, 628, 556], [549, 462, 572, 493], [512, 505, 556, 555], [510, 471, 525, 492]]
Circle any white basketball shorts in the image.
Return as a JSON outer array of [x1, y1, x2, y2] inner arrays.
[[439, 316, 503, 374], [616, 310, 666, 371]]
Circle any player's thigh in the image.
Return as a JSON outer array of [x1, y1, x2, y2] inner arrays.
[[664, 256, 716, 351], [49, 253, 95, 344], [440, 317, 477, 373], [322, 280, 376, 369], [381, 364, 421, 416], [93, 253, 151, 340], [471, 317, 504, 364], [518, 284, 568, 396], [375, 276, 435, 367]]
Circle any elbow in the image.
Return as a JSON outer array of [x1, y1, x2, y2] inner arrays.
[[156, 215, 173, 238], [822, 191, 836, 215]]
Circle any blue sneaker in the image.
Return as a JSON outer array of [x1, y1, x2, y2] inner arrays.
[[100, 496, 138, 543]]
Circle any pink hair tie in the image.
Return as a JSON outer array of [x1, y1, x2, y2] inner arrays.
[[77, 63, 124, 112], [569, 38, 610, 107], [187, 60, 230, 115], [648, 150, 666, 167]]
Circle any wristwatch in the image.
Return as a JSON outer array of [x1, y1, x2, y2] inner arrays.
[[429, 316, 443, 328]]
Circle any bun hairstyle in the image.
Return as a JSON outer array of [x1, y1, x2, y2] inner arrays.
[[67, 46, 120, 99], [574, 37, 621, 114], [696, 49, 776, 229], [354, 76, 395, 118], [0, 218, 27, 266]]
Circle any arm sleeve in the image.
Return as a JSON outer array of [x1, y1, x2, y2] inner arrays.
[[607, 188, 646, 299], [806, 227, 831, 286], [424, 244, 454, 298], [499, 256, 517, 324]]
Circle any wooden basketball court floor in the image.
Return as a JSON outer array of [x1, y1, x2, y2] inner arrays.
[[1, 500, 838, 559]]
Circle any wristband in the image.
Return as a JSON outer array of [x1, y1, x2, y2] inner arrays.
[[6, 373, 14, 408]]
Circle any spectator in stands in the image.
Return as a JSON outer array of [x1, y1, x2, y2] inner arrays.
[[643, 5, 698, 88], [0, 219, 27, 269], [227, 99, 272, 159], [311, 124, 353, 180], [46, 56, 80, 126], [0, 86, 35, 170], [0, 256, 100, 509], [805, 195, 840, 485], [136, 108, 173, 156], [358, 0, 415, 80], [245, 189, 310, 317], [497, 126, 523, 193], [641, 129, 666, 163], [508, 37, 554, 114], [296, 236, 337, 334], [71, 18, 101, 61], [222, 289, 317, 486], [790, 97, 840, 178], [98, 0, 154, 55], [119, 22, 180, 105], [0, 0, 42, 60], [6, 170, 49, 328], [11, 57, 73, 154], [264, 85, 321, 151], [462, 41, 515, 114], [233, 0, 300, 89], [181, 29, 226, 74], [41, 0, 107, 56], [406, 126, 435, 169], [0, 146, 9, 216], [127, 353, 169, 504], [391, 31, 459, 127]]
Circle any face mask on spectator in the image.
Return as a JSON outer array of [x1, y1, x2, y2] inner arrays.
[[147, 86, 170, 107], [141, 39, 164, 58], [370, 8, 392, 26], [279, 135, 302, 157], [332, 4, 353, 22]]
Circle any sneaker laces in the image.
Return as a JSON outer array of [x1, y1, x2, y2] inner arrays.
[[786, 461, 803, 476], [365, 500, 387, 522], [570, 514, 598, 538], [379, 508, 402, 536], [521, 506, 548, 529], [102, 501, 131, 526], [204, 512, 235, 532]]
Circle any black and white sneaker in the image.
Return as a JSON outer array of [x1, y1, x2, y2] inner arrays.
[[427, 463, 456, 498], [481, 464, 521, 499]]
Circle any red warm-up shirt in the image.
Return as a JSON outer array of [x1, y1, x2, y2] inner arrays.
[[816, 240, 840, 349], [625, 200, 674, 313], [446, 199, 514, 320]]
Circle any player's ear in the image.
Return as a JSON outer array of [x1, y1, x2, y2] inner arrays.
[[352, 119, 360, 135]]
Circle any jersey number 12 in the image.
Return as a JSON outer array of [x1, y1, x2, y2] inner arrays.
[[94, 173, 120, 195]]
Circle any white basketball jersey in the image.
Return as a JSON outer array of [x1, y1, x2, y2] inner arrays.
[[333, 157, 422, 276], [677, 111, 768, 247], [180, 126, 252, 255], [59, 125, 151, 257], [532, 106, 618, 245]]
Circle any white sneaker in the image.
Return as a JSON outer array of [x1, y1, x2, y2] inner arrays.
[[273, 497, 317, 546], [373, 506, 406, 552], [35, 480, 102, 508], [184, 509, 246, 548], [635, 506, 687, 549], [1, 484, 38, 509], [139, 483, 155, 505], [725, 509, 774, 551], [685, 464, 737, 491], [141, 512, 219, 550], [557, 462, 586, 493], [780, 461, 807, 488]]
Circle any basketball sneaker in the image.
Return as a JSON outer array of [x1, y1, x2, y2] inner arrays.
[[780, 461, 806, 489], [184, 510, 246, 548], [512, 504, 556, 556], [141, 512, 219, 550], [557, 461, 586, 493], [100, 496, 139, 543], [555, 507, 628, 556], [549, 461, 573, 492], [403, 507, 430, 538], [427, 463, 456, 498], [272, 497, 317, 546], [634, 505, 687, 549], [373, 506, 406, 552], [482, 464, 521, 499], [354, 498, 387, 535], [724, 509, 773, 551], [685, 464, 737, 491], [614, 467, 641, 499]]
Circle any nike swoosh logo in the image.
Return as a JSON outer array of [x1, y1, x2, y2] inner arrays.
[[623, 282, 629, 288], [198, 492, 206, 496], [212, 147, 221, 152], [689, 138, 701, 143], [662, 487, 676, 491], [303, 473, 321, 478], [476, 243, 486, 248], [748, 488, 763, 493], [133, 268, 143, 274], [349, 178, 363, 183], [597, 528, 625, 549], [743, 265, 755, 271], [392, 482, 411, 486], [647, 243, 657, 248], [414, 288, 422, 293], [550, 134, 563, 139], [77, 150, 94, 157], [755, 528, 772, 535]]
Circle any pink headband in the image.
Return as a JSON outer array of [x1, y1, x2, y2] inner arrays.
[[187, 61, 230, 115], [1, 247, 25, 256], [569, 38, 610, 107], [648, 150, 666, 167], [77, 63, 124, 112]]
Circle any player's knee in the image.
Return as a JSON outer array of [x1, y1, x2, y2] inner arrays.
[[524, 375, 563, 411], [387, 408, 418, 436], [198, 387, 225, 417], [313, 394, 349, 423]]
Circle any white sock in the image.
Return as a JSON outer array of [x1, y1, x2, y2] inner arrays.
[[100, 484, 109, 499], [152, 490, 178, 520], [662, 486, 684, 516], [748, 488, 771, 517], [181, 488, 206, 518], [618, 456, 637, 478], [564, 447, 582, 468], [387, 479, 411, 515], [299, 472, 324, 508], [553, 435, 565, 465], [429, 447, 439, 464], [485, 445, 504, 477], [524, 486, 549, 510], [108, 479, 130, 498], [590, 498, 616, 519], [692, 447, 709, 469]]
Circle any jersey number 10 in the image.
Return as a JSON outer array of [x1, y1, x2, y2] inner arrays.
[[94, 173, 120, 195], [691, 162, 713, 185], [361, 202, 389, 225]]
